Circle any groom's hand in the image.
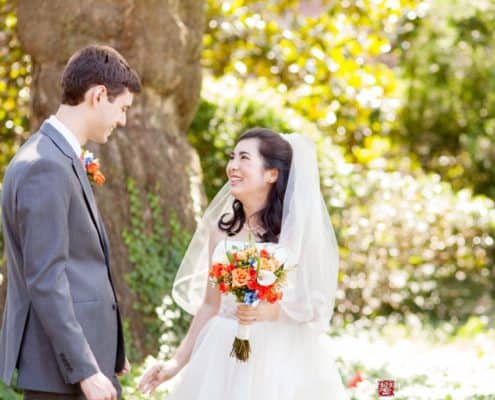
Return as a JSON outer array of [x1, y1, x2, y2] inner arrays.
[[116, 358, 131, 376], [80, 372, 117, 400]]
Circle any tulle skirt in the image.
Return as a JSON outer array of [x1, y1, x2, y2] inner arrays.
[[166, 315, 349, 399]]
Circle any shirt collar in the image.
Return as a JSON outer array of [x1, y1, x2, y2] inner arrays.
[[46, 115, 82, 158]]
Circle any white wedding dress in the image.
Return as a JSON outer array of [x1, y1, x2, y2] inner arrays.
[[166, 240, 349, 400]]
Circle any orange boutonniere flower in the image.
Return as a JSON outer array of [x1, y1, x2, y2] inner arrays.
[[81, 149, 106, 186]]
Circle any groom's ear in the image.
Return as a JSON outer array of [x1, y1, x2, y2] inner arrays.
[[86, 85, 107, 107]]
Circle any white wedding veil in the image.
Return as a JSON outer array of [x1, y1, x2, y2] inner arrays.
[[172, 134, 340, 330]]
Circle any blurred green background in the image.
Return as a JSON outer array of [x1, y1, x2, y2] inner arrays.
[[1, 0, 495, 399]]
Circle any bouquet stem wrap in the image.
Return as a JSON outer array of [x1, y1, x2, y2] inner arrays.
[[207, 238, 288, 362], [230, 324, 251, 362]]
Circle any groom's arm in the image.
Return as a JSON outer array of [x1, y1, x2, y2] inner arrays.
[[17, 158, 100, 384]]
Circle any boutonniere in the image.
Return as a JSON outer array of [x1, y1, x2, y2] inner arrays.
[[80, 149, 106, 186]]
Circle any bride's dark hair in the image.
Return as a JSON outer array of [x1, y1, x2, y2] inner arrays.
[[218, 127, 293, 243]]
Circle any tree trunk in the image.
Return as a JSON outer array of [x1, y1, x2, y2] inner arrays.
[[13, 0, 205, 357]]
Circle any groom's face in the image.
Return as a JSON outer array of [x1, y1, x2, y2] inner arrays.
[[88, 87, 134, 144]]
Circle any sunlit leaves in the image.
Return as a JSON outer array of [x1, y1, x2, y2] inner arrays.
[[0, 0, 31, 177], [203, 0, 422, 161]]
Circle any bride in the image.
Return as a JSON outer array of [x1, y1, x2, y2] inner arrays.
[[139, 128, 349, 399]]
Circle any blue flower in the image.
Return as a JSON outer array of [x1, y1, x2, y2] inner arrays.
[[243, 291, 258, 305]]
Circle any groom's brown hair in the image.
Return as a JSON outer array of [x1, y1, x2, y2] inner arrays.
[[60, 44, 141, 105]]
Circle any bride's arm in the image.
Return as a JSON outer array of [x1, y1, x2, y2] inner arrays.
[[170, 279, 221, 366], [172, 225, 223, 365], [138, 285, 221, 394], [138, 228, 222, 394]]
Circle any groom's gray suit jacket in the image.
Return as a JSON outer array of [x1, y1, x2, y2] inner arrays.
[[0, 121, 125, 394]]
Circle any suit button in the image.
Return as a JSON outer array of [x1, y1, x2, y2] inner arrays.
[[112, 304, 116, 310]]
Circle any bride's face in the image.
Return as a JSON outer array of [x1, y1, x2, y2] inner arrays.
[[226, 138, 277, 202]]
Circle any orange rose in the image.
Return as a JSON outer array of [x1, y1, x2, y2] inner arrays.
[[93, 171, 106, 185], [231, 268, 250, 288]]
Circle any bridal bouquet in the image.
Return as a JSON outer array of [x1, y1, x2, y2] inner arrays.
[[208, 238, 288, 362]]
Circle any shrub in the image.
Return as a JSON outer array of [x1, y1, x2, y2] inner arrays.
[[189, 76, 495, 324]]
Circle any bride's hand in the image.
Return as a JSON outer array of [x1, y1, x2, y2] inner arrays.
[[236, 302, 280, 325], [138, 358, 182, 394]]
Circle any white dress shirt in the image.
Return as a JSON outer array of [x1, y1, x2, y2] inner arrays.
[[47, 115, 82, 158]]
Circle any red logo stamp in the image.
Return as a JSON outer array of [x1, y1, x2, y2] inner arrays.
[[378, 380, 395, 396]]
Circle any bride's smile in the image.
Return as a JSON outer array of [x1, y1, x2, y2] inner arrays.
[[227, 138, 278, 210]]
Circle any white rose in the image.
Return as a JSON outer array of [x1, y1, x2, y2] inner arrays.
[[257, 270, 277, 286]]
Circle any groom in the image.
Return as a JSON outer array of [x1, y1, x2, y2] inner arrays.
[[0, 45, 141, 399]]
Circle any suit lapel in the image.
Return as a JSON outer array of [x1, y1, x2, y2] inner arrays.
[[97, 211, 111, 268], [40, 122, 108, 258], [72, 158, 109, 257]]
